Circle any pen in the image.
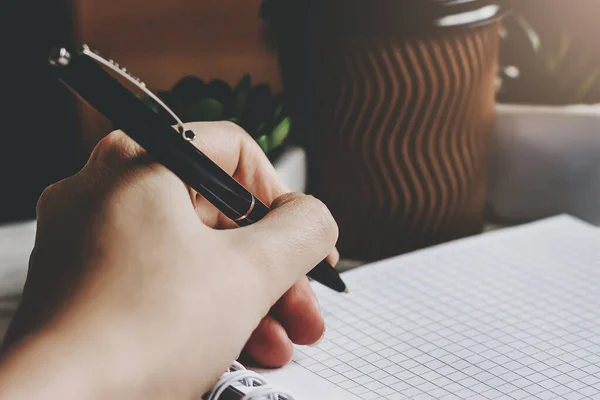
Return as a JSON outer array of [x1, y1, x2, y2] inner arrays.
[[48, 44, 347, 293]]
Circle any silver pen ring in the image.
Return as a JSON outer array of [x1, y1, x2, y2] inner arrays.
[[234, 195, 256, 222]]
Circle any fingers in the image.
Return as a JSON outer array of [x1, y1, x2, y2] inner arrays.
[[185, 121, 344, 268], [68, 130, 177, 202], [327, 248, 340, 268], [244, 316, 293, 368], [183, 121, 288, 228], [183, 122, 270, 176], [84, 130, 148, 178], [227, 192, 339, 301], [246, 278, 324, 367], [35, 131, 149, 222], [271, 277, 325, 345], [185, 121, 284, 189]]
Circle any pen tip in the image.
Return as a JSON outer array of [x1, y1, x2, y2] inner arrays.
[[344, 288, 350, 294]]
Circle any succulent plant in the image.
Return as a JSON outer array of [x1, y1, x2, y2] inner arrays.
[[143, 74, 291, 160], [498, 15, 600, 105]]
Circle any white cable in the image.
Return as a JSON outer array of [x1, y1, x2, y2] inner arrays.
[[206, 361, 295, 400], [241, 385, 294, 400]]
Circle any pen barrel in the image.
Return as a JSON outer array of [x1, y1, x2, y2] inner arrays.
[[50, 46, 347, 293], [52, 51, 259, 223], [236, 197, 271, 227]]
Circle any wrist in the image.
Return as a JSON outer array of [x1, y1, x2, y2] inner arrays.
[[0, 327, 110, 399], [0, 313, 169, 400]]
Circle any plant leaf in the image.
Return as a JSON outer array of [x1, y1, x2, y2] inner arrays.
[[138, 94, 161, 113], [273, 93, 285, 122], [171, 76, 206, 109], [256, 134, 270, 154], [205, 79, 234, 117], [256, 121, 267, 136], [234, 74, 252, 118], [273, 104, 284, 122], [138, 92, 180, 125], [546, 28, 571, 75], [574, 67, 600, 103], [183, 98, 224, 122], [235, 74, 252, 94], [241, 84, 274, 134], [269, 117, 291, 150]]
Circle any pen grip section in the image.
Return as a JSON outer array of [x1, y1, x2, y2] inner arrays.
[[236, 198, 270, 226]]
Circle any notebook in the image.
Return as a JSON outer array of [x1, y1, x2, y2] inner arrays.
[[207, 215, 600, 399], [1, 217, 600, 399]]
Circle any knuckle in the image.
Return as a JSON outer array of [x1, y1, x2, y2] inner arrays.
[[91, 130, 145, 167], [35, 179, 84, 218], [270, 192, 303, 209], [281, 283, 309, 312], [301, 196, 339, 244], [218, 121, 261, 152], [218, 120, 248, 137], [270, 193, 339, 244], [36, 183, 59, 212], [94, 130, 127, 154]]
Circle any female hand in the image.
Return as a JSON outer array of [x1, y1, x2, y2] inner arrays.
[[0, 122, 338, 399]]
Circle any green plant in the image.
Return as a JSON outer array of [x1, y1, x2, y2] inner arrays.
[[144, 74, 291, 160], [498, 15, 600, 105]]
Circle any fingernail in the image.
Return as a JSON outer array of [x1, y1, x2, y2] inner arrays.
[[311, 325, 327, 347]]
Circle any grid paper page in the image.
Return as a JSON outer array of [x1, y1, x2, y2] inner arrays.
[[260, 216, 600, 399]]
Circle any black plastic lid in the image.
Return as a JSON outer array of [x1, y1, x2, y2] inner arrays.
[[262, 0, 510, 37]]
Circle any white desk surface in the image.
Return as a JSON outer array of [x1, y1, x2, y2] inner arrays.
[[0, 220, 36, 338]]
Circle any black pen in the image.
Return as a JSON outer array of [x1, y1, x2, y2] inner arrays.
[[48, 44, 347, 293]]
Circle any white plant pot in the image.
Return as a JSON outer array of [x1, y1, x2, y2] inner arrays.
[[273, 146, 307, 193], [487, 103, 600, 226]]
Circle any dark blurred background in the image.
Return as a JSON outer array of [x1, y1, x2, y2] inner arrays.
[[1, 0, 599, 224]]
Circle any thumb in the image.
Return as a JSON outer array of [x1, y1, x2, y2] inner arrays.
[[227, 193, 339, 298]]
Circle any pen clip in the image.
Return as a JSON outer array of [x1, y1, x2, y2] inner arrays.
[[51, 44, 196, 142]]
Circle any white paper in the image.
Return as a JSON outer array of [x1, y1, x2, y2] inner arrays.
[[0, 220, 36, 340], [258, 216, 600, 399], [2, 217, 600, 399]]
